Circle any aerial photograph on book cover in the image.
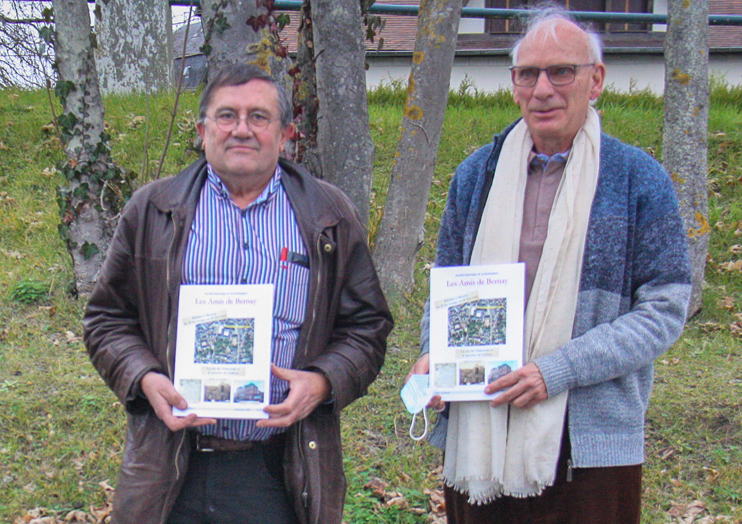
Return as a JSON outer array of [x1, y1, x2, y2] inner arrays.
[[194, 318, 255, 364], [447, 298, 507, 347]]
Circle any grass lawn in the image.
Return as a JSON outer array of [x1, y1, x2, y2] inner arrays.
[[0, 84, 741, 523]]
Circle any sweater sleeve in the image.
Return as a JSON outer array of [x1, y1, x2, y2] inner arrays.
[[535, 141, 692, 396]]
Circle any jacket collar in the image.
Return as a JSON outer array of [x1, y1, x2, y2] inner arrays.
[[146, 156, 348, 234]]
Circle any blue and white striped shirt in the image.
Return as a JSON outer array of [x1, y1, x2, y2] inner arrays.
[[182, 165, 309, 440]]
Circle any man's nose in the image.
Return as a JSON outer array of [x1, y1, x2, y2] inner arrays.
[[232, 116, 254, 136], [532, 69, 554, 96]]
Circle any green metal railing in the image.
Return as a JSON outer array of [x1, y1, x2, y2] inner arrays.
[[168, 0, 742, 27]]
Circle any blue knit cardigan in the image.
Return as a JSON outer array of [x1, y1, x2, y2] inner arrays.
[[421, 122, 692, 468]]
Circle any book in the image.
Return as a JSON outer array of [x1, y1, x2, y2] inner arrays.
[[172, 284, 274, 419], [428, 263, 525, 401]]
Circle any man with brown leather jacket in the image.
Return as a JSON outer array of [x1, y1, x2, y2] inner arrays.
[[83, 63, 392, 524]]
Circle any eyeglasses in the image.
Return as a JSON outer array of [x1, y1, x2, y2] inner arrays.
[[509, 64, 595, 87], [205, 111, 275, 132]]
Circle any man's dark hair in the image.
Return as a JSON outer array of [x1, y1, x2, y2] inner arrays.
[[198, 63, 293, 127]]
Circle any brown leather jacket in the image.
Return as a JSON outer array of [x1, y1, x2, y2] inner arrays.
[[83, 157, 393, 524]]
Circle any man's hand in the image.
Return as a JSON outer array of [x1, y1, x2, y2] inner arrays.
[[484, 362, 548, 409], [257, 365, 331, 428], [140, 371, 216, 431], [405, 353, 445, 412]]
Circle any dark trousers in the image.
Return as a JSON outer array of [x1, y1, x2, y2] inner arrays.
[[167, 435, 299, 524], [444, 430, 642, 524]]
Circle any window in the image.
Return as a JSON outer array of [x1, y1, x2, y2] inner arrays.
[[485, 0, 653, 34]]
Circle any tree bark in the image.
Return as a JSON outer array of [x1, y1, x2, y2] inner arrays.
[[310, 0, 375, 225], [293, 0, 321, 178], [373, 0, 463, 301], [94, 0, 173, 94], [200, 0, 291, 89], [53, 0, 123, 297], [663, 0, 709, 318]]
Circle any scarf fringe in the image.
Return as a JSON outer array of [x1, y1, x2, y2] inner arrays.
[[442, 473, 556, 505]]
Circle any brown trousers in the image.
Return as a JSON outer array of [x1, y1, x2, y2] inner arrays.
[[444, 430, 642, 524]]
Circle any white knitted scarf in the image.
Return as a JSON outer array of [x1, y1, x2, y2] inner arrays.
[[442, 108, 601, 503]]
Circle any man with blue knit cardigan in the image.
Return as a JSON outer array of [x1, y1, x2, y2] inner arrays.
[[408, 6, 691, 524]]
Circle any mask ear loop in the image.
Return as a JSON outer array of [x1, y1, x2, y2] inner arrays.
[[409, 408, 429, 441]]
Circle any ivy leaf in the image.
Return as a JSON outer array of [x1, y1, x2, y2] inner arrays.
[[38, 25, 54, 45], [57, 112, 78, 133], [80, 242, 100, 261], [246, 14, 269, 31], [54, 81, 76, 101], [275, 13, 290, 31]]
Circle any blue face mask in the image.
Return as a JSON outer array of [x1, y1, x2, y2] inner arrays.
[[400, 374, 433, 441]]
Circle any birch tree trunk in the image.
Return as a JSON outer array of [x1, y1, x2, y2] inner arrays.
[[373, 0, 463, 301], [310, 0, 375, 225], [53, 0, 125, 297], [95, 0, 173, 94], [663, 0, 709, 318]]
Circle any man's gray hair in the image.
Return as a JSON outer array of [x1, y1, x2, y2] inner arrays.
[[510, 3, 603, 65], [198, 63, 293, 128]]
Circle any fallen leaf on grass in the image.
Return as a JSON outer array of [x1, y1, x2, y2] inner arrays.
[[64, 510, 94, 523], [719, 260, 742, 272], [424, 487, 446, 516], [697, 321, 724, 333], [669, 500, 707, 523], [730, 245, 742, 254], [703, 467, 720, 483], [383, 491, 409, 509], [364, 476, 388, 498], [718, 296, 735, 310]]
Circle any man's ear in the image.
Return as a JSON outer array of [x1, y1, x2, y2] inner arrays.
[[279, 123, 295, 153], [590, 63, 606, 101], [196, 120, 206, 141]]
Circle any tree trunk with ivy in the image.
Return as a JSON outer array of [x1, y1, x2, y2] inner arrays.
[[373, 0, 463, 301], [309, 0, 375, 226], [663, 0, 709, 318], [292, 0, 321, 177], [52, 0, 128, 297], [200, 0, 292, 92]]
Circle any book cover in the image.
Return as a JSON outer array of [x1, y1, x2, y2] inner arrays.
[[429, 263, 525, 401], [173, 284, 274, 419]]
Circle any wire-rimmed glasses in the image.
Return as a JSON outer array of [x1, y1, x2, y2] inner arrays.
[[205, 111, 275, 132]]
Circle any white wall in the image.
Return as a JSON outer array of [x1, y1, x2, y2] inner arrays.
[[366, 52, 742, 94]]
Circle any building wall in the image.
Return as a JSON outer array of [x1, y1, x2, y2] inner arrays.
[[365, 51, 742, 94]]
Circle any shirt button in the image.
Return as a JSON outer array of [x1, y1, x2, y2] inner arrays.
[[308, 441, 317, 450], [243, 242, 249, 249]]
